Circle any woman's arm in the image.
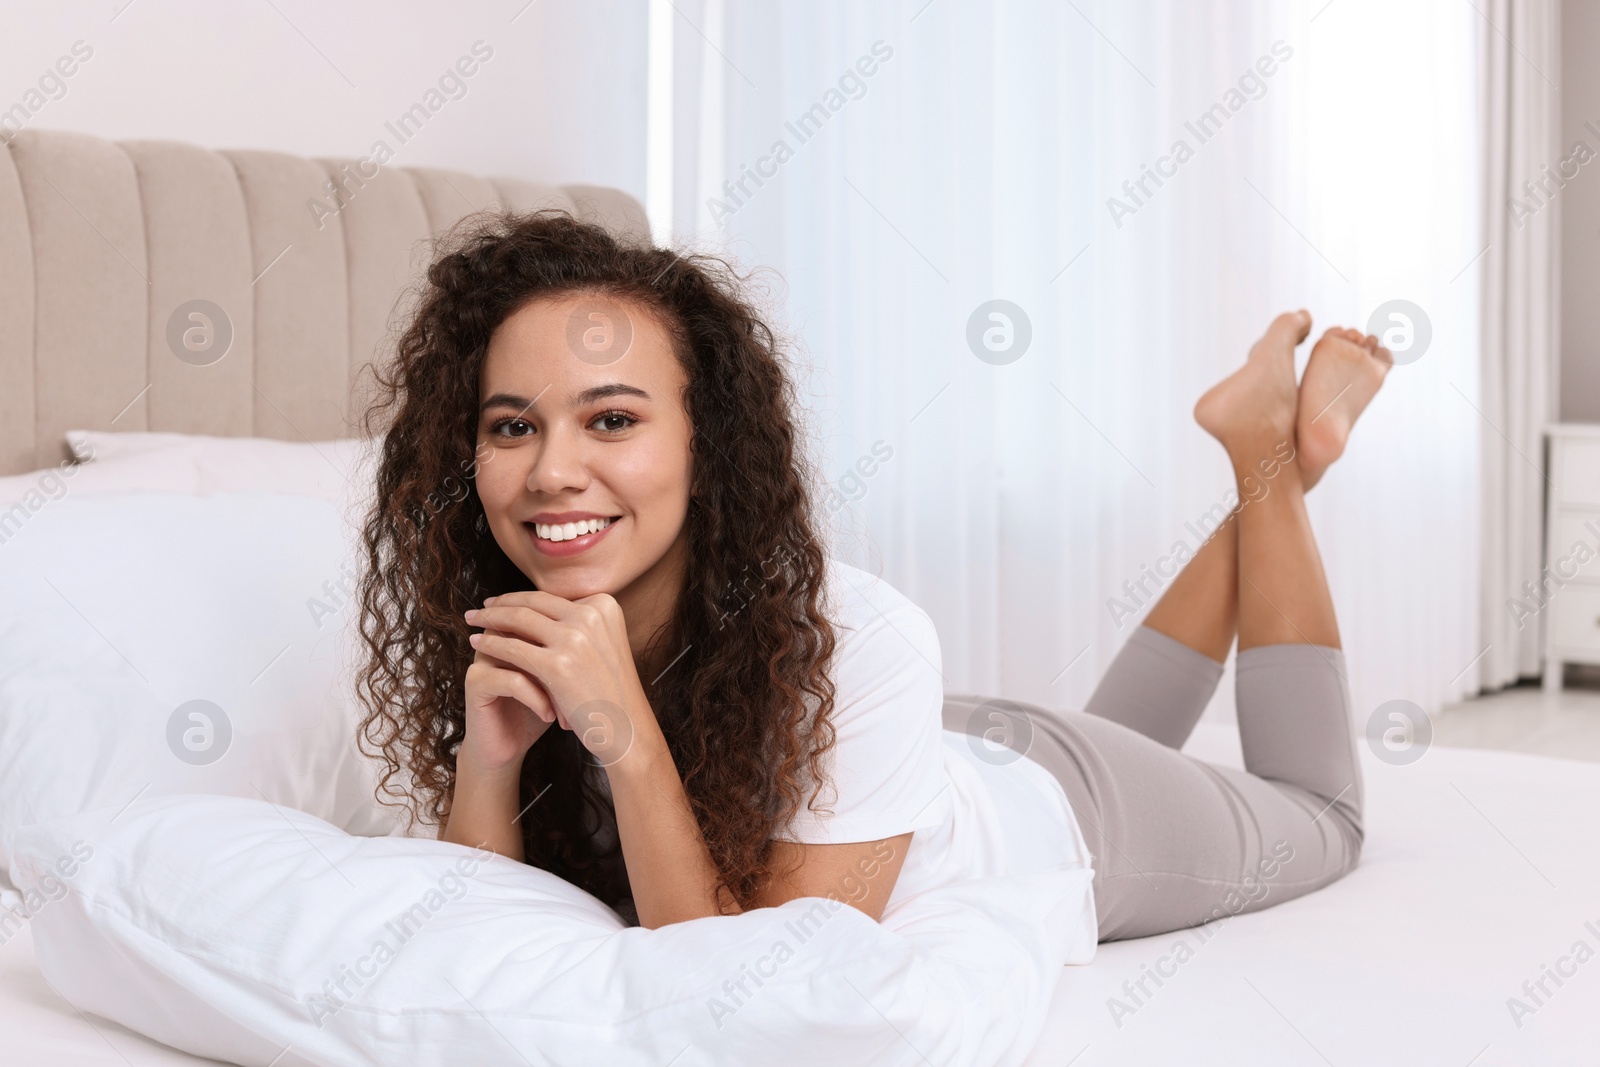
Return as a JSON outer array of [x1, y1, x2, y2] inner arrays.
[[747, 834, 914, 922], [606, 716, 743, 927], [438, 623, 560, 859], [461, 591, 920, 928], [438, 701, 916, 927], [610, 717, 914, 926], [460, 591, 739, 928], [438, 754, 526, 860], [438, 688, 916, 926]]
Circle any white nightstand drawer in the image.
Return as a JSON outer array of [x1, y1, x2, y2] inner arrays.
[[1551, 513, 1600, 581], [1552, 583, 1600, 655], [1543, 426, 1600, 687], [1558, 438, 1600, 507]]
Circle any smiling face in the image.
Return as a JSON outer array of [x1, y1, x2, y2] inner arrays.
[[474, 291, 696, 625]]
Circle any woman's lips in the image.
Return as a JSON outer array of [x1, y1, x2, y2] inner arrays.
[[526, 517, 619, 558]]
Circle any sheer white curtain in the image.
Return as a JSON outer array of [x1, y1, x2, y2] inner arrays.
[[1477, 0, 1562, 690], [660, 0, 1484, 723]]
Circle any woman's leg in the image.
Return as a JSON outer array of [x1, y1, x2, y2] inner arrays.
[[951, 312, 1370, 941], [1081, 322, 1390, 748], [946, 671, 1361, 941], [1080, 521, 1235, 749], [1141, 515, 1238, 664]]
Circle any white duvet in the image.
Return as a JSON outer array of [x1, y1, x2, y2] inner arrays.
[[11, 792, 1096, 1067]]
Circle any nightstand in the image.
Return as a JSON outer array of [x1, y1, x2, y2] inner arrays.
[[1543, 423, 1600, 691]]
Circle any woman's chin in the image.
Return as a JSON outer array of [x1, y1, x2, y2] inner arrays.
[[523, 565, 612, 601]]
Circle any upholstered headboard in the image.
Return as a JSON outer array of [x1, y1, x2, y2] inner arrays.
[[0, 129, 650, 476]]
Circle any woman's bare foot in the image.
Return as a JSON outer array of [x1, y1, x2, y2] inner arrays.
[[1297, 326, 1392, 490], [1194, 310, 1309, 465]]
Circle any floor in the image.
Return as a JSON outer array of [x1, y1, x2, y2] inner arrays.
[[1433, 669, 1600, 763]]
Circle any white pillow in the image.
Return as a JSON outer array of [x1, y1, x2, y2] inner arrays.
[[0, 446, 200, 515], [11, 793, 1095, 1066], [63, 429, 379, 517], [0, 490, 398, 908], [1, 430, 380, 530], [65, 428, 258, 463]]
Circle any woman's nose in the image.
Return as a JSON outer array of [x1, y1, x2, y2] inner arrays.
[[525, 426, 588, 493]]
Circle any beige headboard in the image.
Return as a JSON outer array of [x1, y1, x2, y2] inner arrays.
[[0, 128, 650, 476]]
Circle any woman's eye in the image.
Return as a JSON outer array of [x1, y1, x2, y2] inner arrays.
[[491, 418, 533, 438], [593, 410, 637, 433]]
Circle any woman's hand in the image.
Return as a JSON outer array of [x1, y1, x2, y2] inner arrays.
[[459, 620, 559, 776], [465, 592, 735, 929], [444, 625, 560, 860], [463, 591, 658, 771]]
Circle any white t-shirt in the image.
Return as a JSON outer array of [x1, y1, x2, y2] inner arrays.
[[777, 560, 1095, 912], [593, 559, 1095, 919]]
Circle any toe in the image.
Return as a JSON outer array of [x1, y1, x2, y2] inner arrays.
[[1264, 310, 1313, 352], [1313, 327, 1368, 359]]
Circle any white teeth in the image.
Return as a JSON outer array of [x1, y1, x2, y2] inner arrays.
[[534, 516, 614, 542]]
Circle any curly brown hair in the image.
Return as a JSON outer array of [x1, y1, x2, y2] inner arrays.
[[351, 209, 840, 916]]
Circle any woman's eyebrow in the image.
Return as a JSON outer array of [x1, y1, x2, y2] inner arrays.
[[480, 391, 538, 416], [572, 383, 652, 406], [479, 383, 651, 415]]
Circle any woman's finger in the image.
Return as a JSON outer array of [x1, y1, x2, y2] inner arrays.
[[467, 603, 562, 647], [475, 589, 579, 621], [470, 626, 522, 668], [471, 631, 551, 683], [472, 662, 555, 722]]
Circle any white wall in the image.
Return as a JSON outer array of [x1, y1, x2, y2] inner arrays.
[[0, 0, 647, 200]]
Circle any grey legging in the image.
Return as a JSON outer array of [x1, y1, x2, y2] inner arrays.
[[942, 625, 1365, 942]]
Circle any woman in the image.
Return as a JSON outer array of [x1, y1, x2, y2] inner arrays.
[[353, 209, 1386, 940]]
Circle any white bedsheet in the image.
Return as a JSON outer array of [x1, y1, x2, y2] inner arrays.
[[5, 721, 1597, 1066], [1024, 721, 1600, 1066], [1, 922, 226, 1066]]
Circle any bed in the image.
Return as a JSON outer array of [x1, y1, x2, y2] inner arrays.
[[3, 129, 1598, 1066], [5, 718, 1597, 1065]]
